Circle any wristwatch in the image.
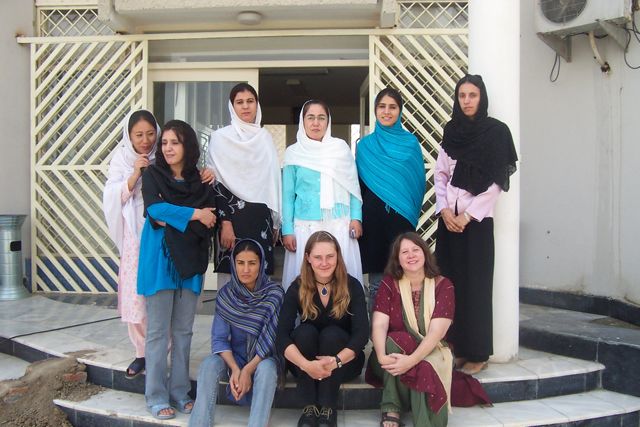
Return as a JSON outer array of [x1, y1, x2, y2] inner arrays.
[[335, 355, 343, 369]]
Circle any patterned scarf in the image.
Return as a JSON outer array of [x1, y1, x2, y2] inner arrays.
[[215, 239, 284, 360]]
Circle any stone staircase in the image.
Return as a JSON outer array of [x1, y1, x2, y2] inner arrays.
[[1, 294, 640, 426]]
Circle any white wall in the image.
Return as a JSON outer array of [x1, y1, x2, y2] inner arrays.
[[0, 1, 33, 255], [520, 1, 640, 304]]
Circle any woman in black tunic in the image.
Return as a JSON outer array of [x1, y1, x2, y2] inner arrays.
[[206, 83, 281, 275], [434, 74, 517, 375], [356, 88, 426, 305]]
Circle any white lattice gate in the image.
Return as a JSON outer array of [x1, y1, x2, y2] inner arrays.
[[31, 39, 147, 292], [372, 0, 468, 246]]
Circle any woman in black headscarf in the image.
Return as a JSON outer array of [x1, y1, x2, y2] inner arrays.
[[434, 74, 517, 375]]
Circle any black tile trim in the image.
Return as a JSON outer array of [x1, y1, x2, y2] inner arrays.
[[520, 287, 640, 327]]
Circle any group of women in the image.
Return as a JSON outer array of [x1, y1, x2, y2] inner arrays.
[[103, 74, 517, 427]]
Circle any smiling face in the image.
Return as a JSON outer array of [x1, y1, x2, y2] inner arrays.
[[375, 94, 401, 127], [234, 249, 260, 291], [161, 129, 185, 170], [232, 90, 258, 123], [129, 119, 157, 154], [458, 82, 481, 119], [306, 241, 338, 283], [303, 103, 329, 142], [398, 238, 426, 275]]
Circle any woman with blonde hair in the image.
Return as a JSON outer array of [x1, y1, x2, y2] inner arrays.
[[276, 231, 369, 427]]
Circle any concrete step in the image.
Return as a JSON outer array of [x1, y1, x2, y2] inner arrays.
[[520, 303, 640, 398], [54, 388, 640, 427], [0, 352, 30, 381]]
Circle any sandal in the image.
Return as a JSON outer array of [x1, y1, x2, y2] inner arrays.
[[171, 398, 194, 414], [149, 404, 175, 420], [125, 357, 145, 379], [380, 412, 404, 427]]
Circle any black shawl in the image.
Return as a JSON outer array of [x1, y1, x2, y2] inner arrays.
[[442, 75, 518, 196], [142, 165, 215, 280]]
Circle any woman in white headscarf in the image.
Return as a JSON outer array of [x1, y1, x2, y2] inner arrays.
[[207, 83, 282, 277], [281, 99, 363, 291], [103, 110, 160, 379]]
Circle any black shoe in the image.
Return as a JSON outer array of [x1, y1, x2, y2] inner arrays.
[[297, 405, 319, 427], [125, 357, 145, 379], [317, 406, 337, 427]]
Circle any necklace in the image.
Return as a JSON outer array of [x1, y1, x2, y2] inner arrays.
[[315, 279, 333, 297]]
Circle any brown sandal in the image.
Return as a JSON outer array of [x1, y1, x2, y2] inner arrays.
[[380, 413, 404, 427]]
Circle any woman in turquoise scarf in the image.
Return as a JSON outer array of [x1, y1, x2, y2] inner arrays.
[[356, 88, 426, 306]]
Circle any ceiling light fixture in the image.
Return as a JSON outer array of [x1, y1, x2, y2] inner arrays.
[[237, 11, 263, 26]]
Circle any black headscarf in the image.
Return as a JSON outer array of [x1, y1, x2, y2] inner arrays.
[[141, 121, 216, 281], [441, 74, 518, 195]]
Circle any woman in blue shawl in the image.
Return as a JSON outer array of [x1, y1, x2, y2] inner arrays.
[[356, 88, 426, 305], [189, 239, 284, 427]]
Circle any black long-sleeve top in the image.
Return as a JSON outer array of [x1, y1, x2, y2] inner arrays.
[[275, 275, 369, 356]]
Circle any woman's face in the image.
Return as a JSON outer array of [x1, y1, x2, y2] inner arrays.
[[303, 104, 329, 141], [375, 94, 400, 127], [161, 130, 185, 169], [458, 82, 481, 119], [398, 239, 425, 275], [232, 90, 258, 123], [129, 119, 157, 155], [306, 241, 337, 283], [235, 249, 261, 291]]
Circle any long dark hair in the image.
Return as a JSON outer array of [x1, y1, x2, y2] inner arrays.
[[229, 82, 259, 103], [374, 87, 403, 112], [384, 232, 440, 280], [156, 120, 200, 179]]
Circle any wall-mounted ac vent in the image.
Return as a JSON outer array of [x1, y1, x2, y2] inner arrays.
[[535, 0, 633, 61]]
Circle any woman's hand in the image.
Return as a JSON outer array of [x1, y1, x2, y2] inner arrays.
[[234, 367, 253, 401], [283, 234, 296, 252], [220, 221, 236, 249], [381, 353, 418, 376], [193, 207, 216, 228], [228, 367, 242, 401], [377, 354, 396, 367], [200, 168, 216, 184], [349, 220, 363, 239], [127, 154, 150, 191], [302, 358, 333, 380], [441, 208, 464, 233]]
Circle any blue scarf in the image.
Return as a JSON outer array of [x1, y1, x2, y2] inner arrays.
[[215, 240, 284, 360], [356, 113, 426, 227]]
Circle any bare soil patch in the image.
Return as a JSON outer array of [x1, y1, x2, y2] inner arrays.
[[0, 355, 102, 427]]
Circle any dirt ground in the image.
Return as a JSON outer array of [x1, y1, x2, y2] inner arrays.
[[0, 355, 102, 427]]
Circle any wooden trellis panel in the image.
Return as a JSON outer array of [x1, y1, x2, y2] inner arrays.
[[31, 40, 147, 292], [370, 1, 468, 246]]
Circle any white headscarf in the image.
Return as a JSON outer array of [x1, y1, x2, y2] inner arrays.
[[283, 101, 362, 210], [103, 110, 160, 254], [206, 100, 281, 223]]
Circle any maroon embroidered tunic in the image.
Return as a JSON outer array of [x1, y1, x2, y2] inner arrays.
[[367, 274, 455, 413]]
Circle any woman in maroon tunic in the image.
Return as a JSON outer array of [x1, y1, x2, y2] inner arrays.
[[367, 232, 454, 427]]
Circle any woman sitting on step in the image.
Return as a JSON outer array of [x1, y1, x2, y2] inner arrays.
[[366, 232, 454, 427], [189, 239, 284, 427], [276, 230, 369, 427]]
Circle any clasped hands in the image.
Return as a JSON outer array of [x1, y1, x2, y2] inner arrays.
[[441, 208, 471, 233], [379, 353, 416, 377], [303, 356, 337, 381], [229, 366, 253, 402]]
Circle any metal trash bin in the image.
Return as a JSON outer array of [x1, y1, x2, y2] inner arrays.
[[0, 215, 30, 300]]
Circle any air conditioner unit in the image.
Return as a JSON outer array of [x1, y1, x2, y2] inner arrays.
[[535, 0, 633, 62], [535, 0, 631, 36]]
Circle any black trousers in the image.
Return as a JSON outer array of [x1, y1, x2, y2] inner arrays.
[[290, 323, 365, 408], [435, 217, 495, 362]]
